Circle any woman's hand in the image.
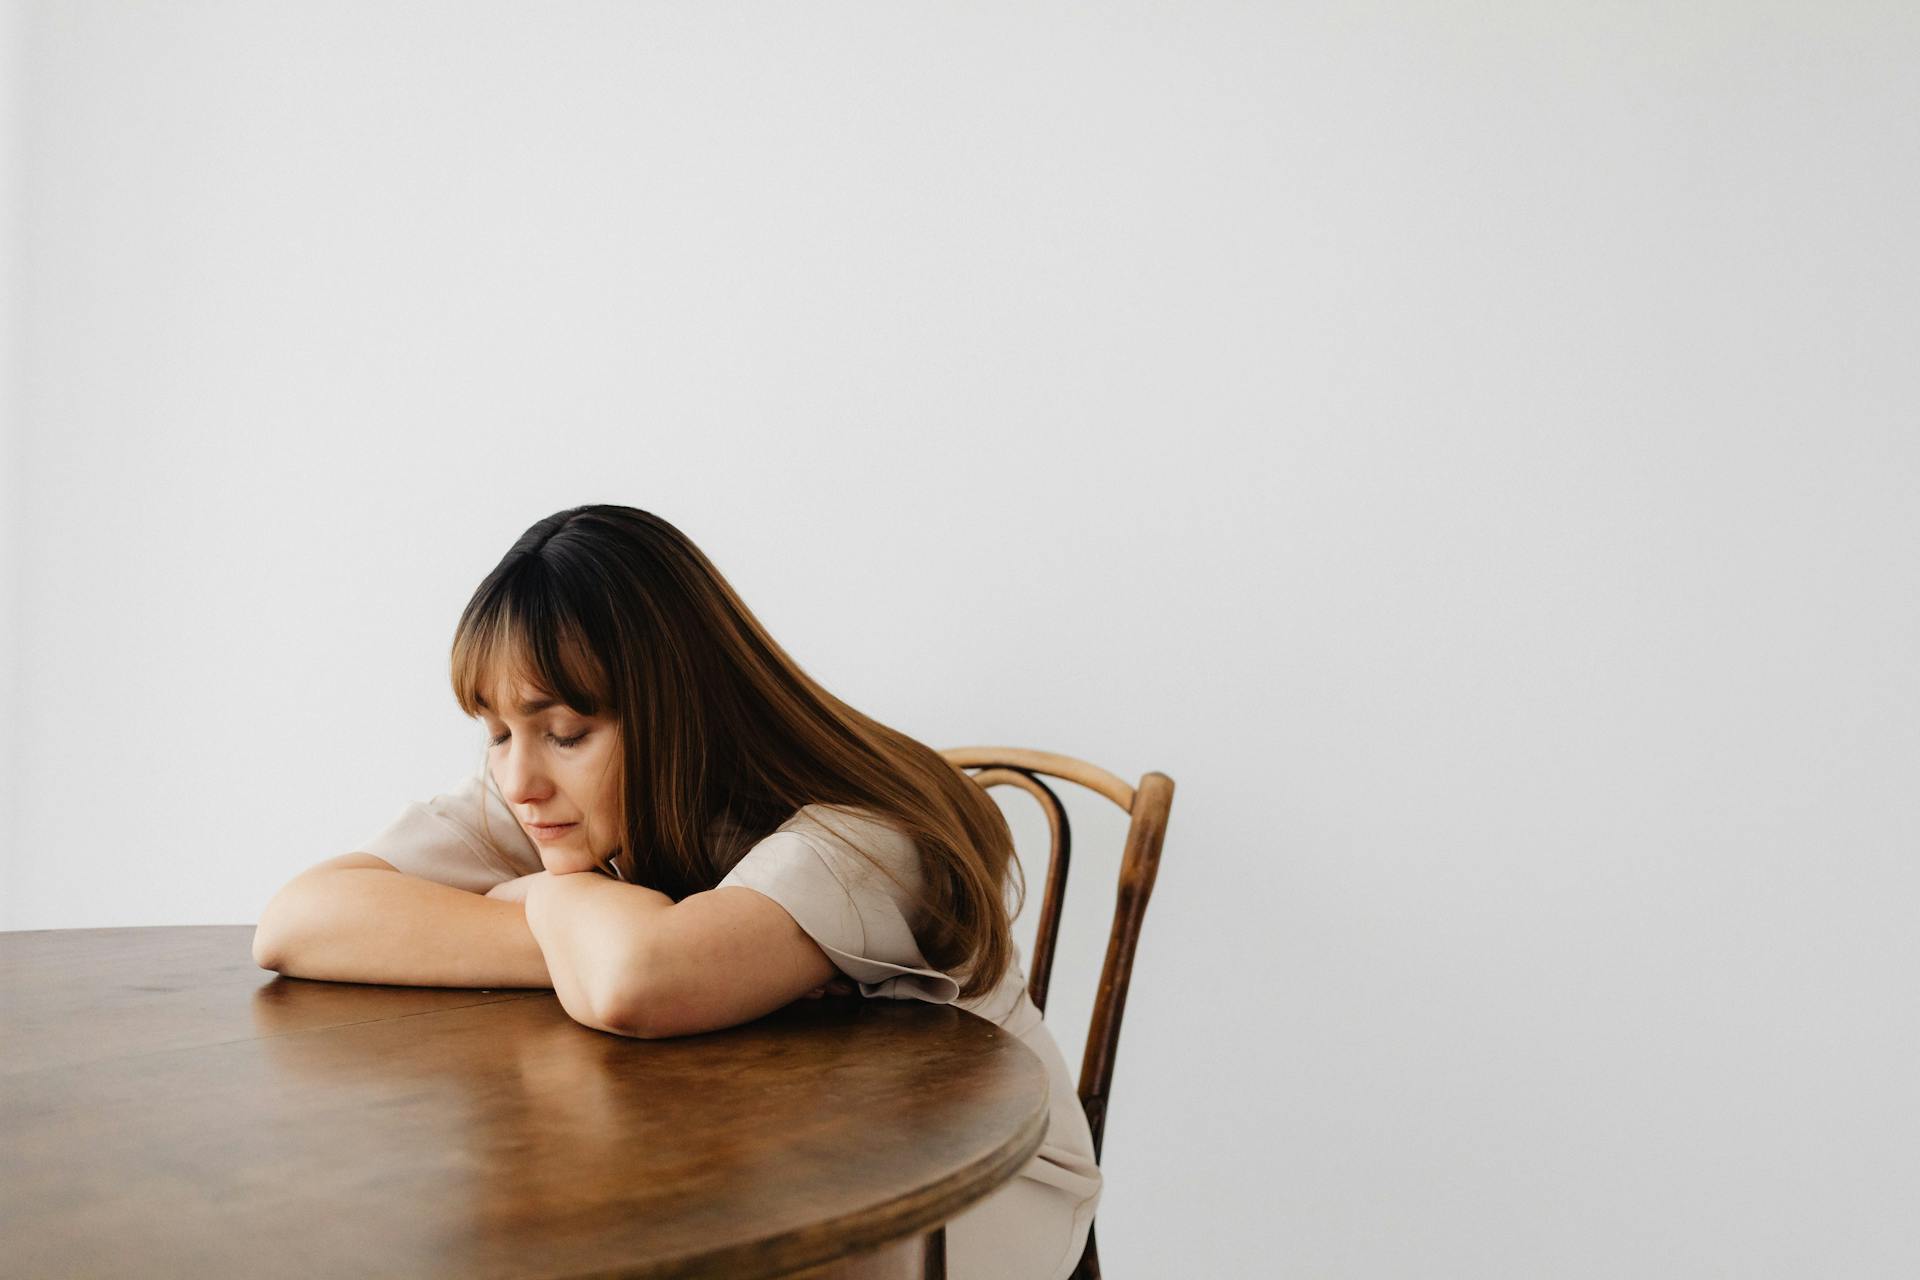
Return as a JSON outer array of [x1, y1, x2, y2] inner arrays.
[[485, 871, 556, 904], [799, 976, 860, 999]]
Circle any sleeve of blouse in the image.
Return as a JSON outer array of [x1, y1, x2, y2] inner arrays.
[[354, 766, 543, 895], [716, 819, 961, 1004]]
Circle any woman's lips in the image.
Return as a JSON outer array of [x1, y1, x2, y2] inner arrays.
[[527, 823, 578, 842]]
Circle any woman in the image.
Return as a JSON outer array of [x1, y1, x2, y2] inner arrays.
[[329, 504, 1098, 1280]]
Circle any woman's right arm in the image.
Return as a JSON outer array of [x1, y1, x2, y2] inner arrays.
[[252, 853, 555, 989]]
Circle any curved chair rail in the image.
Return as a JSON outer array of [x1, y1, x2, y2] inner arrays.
[[942, 746, 1136, 812]]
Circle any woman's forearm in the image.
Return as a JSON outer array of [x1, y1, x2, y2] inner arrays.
[[524, 871, 675, 1034], [254, 867, 555, 989]]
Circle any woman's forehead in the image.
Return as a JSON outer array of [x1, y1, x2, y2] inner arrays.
[[472, 636, 608, 715], [477, 669, 562, 715]]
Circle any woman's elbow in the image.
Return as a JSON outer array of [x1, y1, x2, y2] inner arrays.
[[605, 965, 743, 1040], [251, 925, 283, 972], [606, 982, 699, 1039], [251, 899, 304, 972], [599, 943, 686, 1038]]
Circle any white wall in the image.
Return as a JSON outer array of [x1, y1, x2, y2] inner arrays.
[[0, 0, 22, 926], [7, 3, 1918, 1275]]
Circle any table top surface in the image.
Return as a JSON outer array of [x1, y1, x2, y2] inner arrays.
[[0, 925, 1050, 1279]]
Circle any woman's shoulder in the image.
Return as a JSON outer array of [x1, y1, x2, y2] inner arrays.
[[769, 803, 924, 887], [778, 801, 913, 848]]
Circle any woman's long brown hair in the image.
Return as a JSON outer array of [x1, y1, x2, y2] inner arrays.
[[447, 504, 1024, 1001]]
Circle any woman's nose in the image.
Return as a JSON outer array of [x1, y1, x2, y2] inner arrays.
[[497, 744, 552, 803]]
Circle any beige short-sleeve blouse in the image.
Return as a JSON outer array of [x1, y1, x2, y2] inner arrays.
[[356, 766, 542, 890], [357, 770, 1102, 1280]]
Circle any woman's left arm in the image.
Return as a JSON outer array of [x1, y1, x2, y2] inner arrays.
[[523, 871, 674, 1035]]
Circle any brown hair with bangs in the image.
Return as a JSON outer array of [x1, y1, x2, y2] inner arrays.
[[447, 504, 1024, 1001]]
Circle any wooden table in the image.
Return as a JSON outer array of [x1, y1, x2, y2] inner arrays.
[[0, 926, 1051, 1279]]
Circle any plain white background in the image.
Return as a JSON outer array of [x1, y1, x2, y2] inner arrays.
[[4, 3, 1917, 1275]]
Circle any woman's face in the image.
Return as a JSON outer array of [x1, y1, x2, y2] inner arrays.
[[478, 674, 623, 875]]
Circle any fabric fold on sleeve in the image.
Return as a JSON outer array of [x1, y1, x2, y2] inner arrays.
[[716, 821, 960, 1004], [356, 766, 542, 894]]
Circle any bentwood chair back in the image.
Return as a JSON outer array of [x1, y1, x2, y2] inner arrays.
[[941, 746, 1176, 1280]]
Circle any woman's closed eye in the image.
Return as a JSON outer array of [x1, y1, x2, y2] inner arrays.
[[487, 730, 589, 749]]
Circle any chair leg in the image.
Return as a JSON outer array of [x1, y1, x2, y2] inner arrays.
[[923, 1224, 946, 1279], [1070, 1220, 1100, 1280]]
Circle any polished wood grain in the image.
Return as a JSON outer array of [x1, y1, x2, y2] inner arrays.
[[0, 926, 1050, 1279], [941, 748, 1177, 1280]]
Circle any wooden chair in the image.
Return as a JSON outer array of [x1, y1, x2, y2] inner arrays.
[[931, 746, 1176, 1280]]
